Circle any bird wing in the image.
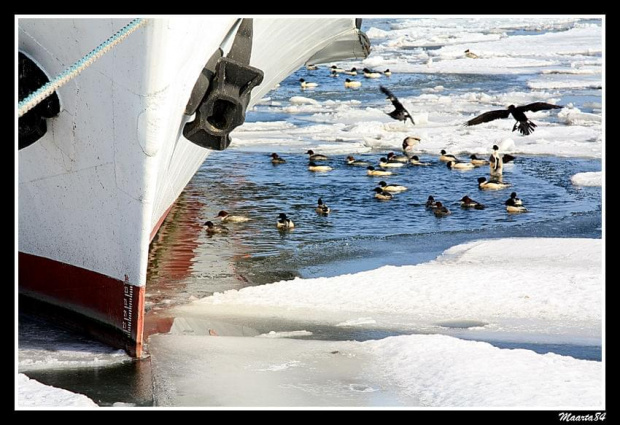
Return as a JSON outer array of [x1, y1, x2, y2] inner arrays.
[[517, 102, 562, 113], [465, 109, 511, 126], [380, 85, 400, 105]]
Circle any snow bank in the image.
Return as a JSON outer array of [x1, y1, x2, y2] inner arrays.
[[368, 334, 602, 407], [571, 171, 602, 187], [17, 374, 98, 408], [180, 238, 602, 339], [149, 333, 602, 407]]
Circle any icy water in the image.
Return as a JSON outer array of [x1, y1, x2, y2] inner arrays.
[[19, 17, 602, 407]]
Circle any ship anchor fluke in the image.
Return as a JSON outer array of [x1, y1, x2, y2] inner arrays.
[[183, 18, 264, 151]]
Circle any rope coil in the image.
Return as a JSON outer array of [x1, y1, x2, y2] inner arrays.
[[18, 18, 147, 118]]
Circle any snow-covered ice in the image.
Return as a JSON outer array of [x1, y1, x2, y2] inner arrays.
[[149, 333, 601, 407], [17, 374, 98, 408], [176, 238, 602, 342], [572, 171, 602, 187]]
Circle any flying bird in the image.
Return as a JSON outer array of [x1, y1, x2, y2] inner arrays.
[[465, 103, 562, 136], [379, 86, 415, 125]]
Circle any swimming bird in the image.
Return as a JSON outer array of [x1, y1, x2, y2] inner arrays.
[[330, 65, 345, 73], [380, 86, 415, 125], [410, 155, 431, 166], [306, 150, 328, 161], [270, 153, 286, 164], [489, 145, 516, 177], [386, 152, 409, 163], [363, 68, 382, 78], [315, 198, 331, 215], [509, 191, 523, 206], [477, 177, 510, 190], [346, 156, 370, 166], [464, 49, 479, 59], [344, 67, 358, 76], [402, 136, 421, 156], [505, 195, 527, 213], [204, 221, 229, 234], [379, 157, 405, 168], [344, 78, 362, 88], [447, 160, 475, 170], [383, 69, 392, 76], [276, 213, 295, 229], [306, 63, 319, 70], [373, 187, 393, 200], [299, 78, 318, 88], [329, 70, 338, 78], [433, 201, 451, 217], [459, 196, 485, 210], [308, 161, 332, 172], [367, 166, 392, 176], [425, 195, 438, 208], [377, 181, 407, 192], [465, 103, 563, 135], [439, 149, 458, 162], [215, 211, 250, 223], [469, 154, 489, 166]]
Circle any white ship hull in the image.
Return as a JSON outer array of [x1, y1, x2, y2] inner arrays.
[[18, 17, 368, 356]]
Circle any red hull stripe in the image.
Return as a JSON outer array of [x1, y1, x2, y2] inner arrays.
[[18, 252, 144, 357], [150, 203, 175, 242]]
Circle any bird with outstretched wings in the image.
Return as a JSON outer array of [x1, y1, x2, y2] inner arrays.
[[380, 86, 415, 125], [466, 102, 562, 135]]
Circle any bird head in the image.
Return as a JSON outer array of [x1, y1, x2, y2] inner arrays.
[[460, 196, 471, 202], [507, 105, 516, 111], [204, 221, 214, 227], [216, 211, 228, 218], [440, 149, 447, 155], [477, 177, 487, 184], [299, 78, 305, 82], [278, 213, 288, 219], [378, 181, 387, 187], [492, 145, 499, 151], [510, 192, 518, 198], [470, 154, 477, 159], [427, 196, 435, 201]]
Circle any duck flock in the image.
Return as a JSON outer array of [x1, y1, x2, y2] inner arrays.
[[205, 62, 565, 233]]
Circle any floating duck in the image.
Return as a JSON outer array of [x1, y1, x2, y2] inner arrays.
[[204, 221, 228, 234], [299, 78, 318, 88], [409, 155, 431, 166], [315, 198, 331, 215], [383, 69, 392, 76], [367, 166, 392, 176], [378, 181, 407, 192], [306, 150, 328, 161], [469, 154, 489, 166], [386, 152, 408, 163], [276, 213, 295, 229], [433, 201, 451, 217], [344, 78, 362, 88], [425, 195, 438, 208], [308, 161, 332, 172], [439, 149, 459, 162], [363, 68, 382, 78], [330, 65, 345, 73], [460, 195, 485, 210], [373, 187, 393, 200], [477, 177, 510, 190], [305, 63, 319, 70], [346, 156, 370, 166], [447, 160, 475, 170], [506, 194, 528, 213], [215, 211, 249, 223], [379, 157, 405, 168], [270, 153, 286, 164], [344, 67, 358, 76]]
